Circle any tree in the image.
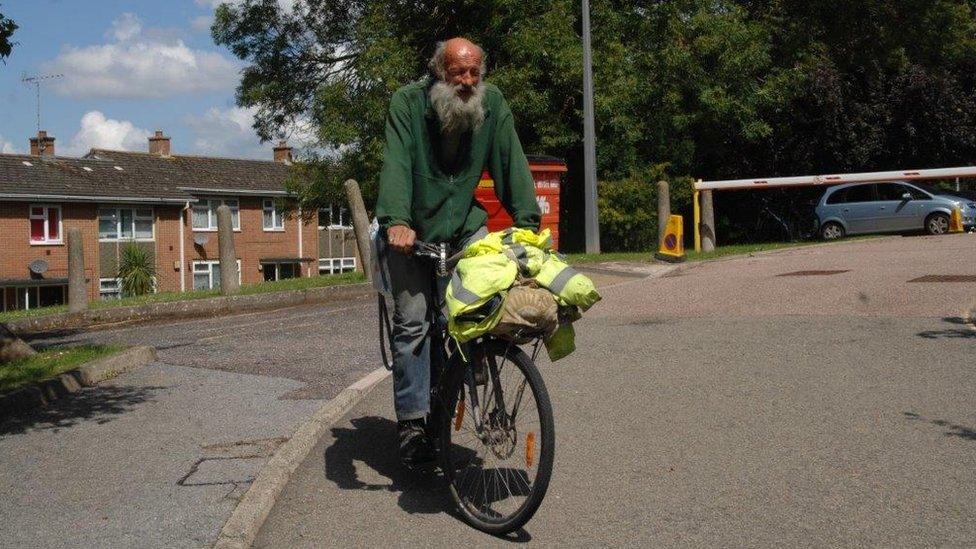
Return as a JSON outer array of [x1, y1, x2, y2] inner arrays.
[[214, 1, 976, 248], [214, 0, 786, 248], [0, 4, 17, 62]]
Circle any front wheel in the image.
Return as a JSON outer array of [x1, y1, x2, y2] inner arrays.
[[820, 221, 845, 240], [926, 212, 950, 235], [438, 340, 555, 535]]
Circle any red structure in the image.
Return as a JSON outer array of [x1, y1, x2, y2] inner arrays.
[[476, 155, 566, 249]]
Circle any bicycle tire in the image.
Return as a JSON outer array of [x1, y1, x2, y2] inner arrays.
[[438, 340, 555, 535]]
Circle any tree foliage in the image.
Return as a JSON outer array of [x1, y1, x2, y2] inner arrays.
[[214, 0, 976, 249], [0, 5, 17, 62]]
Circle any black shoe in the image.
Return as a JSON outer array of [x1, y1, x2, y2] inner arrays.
[[398, 419, 435, 467]]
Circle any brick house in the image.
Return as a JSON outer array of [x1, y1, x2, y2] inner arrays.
[[0, 131, 358, 312]]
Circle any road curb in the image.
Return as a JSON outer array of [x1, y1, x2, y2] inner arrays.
[[0, 345, 157, 416], [212, 367, 392, 549]]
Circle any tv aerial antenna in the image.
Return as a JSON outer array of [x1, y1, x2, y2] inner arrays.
[[21, 72, 63, 134]]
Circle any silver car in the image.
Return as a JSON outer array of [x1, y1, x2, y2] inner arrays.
[[815, 181, 976, 239]]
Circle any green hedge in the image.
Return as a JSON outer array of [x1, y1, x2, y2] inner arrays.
[[597, 167, 694, 252]]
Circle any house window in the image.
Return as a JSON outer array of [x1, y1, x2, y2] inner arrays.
[[99, 278, 122, 300], [262, 261, 300, 282], [192, 198, 240, 231], [99, 207, 154, 240], [263, 199, 285, 231], [29, 205, 62, 244], [1, 285, 66, 311], [192, 260, 241, 290], [319, 204, 350, 229], [319, 257, 356, 275]]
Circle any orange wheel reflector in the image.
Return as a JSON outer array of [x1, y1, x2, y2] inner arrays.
[[526, 432, 536, 468], [454, 398, 465, 431]]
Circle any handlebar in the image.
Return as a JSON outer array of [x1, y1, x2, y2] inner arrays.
[[413, 240, 465, 277]]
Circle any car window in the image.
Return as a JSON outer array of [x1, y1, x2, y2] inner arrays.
[[876, 183, 909, 201], [825, 188, 847, 204], [905, 185, 932, 200], [843, 184, 875, 203]]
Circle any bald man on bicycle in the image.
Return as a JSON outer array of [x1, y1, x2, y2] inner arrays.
[[375, 37, 540, 466]]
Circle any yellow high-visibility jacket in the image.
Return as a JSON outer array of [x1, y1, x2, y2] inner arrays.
[[445, 228, 601, 359]]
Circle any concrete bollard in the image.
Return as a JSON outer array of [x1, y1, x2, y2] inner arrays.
[[657, 181, 670, 252], [67, 228, 88, 313], [701, 189, 716, 252], [216, 205, 240, 295], [343, 179, 372, 283]]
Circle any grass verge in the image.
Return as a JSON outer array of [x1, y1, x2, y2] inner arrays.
[[0, 271, 365, 324], [565, 237, 880, 265], [0, 345, 124, 395]]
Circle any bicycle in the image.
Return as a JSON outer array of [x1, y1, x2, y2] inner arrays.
[[378, 240, 555, 535]]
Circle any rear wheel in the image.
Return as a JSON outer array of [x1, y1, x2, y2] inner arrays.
[[438, 340, 555, 535], [926, 212, 950, 235], [820, 221, 845, 240]]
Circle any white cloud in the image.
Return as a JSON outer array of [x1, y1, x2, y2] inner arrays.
[[44, 13, 240, 99], [0, 135, 19, 154], [190, 14, 214, 33], [64, 111, 152, 156], [108, 12, 142, 42], [184, 106, 315, 159]]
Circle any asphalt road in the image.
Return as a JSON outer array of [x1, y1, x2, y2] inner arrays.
[[256, 234, 976, 547]]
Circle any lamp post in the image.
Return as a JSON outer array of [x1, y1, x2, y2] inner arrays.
[[581, 0, 600, 253]]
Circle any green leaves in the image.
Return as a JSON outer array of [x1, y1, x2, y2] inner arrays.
[[214, 0, 976, 248], [118, 243, 157, 298], [0, 4, 17, 62]]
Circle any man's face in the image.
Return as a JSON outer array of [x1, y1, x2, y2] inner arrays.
[[444, 48, 482, 102]]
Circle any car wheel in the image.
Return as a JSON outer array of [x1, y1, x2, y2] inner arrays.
[[820, 222, 845, 240], [925, 212, 950, 235]]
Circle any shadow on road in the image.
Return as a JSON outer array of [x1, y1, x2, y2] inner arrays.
[[324, 416, 448, 515], [0, 385, 163, 436], [916, 317, 976, 340], [904, 412, 976, 441], [323, 415, 532, 543]]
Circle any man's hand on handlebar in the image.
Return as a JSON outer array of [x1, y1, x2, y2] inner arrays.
[[388, 225, 417, 254]]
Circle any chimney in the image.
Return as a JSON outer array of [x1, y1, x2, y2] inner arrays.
[[29, 131, 56, 156], [148, 130, 171, 156], [273, 140, 293, 164]]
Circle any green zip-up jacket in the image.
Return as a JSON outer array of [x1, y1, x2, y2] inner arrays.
[[376, 79, 541, 245]]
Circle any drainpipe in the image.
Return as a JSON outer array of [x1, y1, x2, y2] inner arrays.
[[179, 201, 188, 292], [297, 206, 306, 276]]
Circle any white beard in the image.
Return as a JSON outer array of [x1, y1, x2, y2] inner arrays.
[[428, 79, 486, 134]]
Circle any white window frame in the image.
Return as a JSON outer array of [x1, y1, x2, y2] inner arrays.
[[99, 278, 122, 300], [192, 259, 242, 290], [319, 257, 356, 275], [263, 199, 285, 232], [99, 206, 155, 241], [29, 204, 62, 245], [192, 197, 240, 232], [318, 204, 351, 229]]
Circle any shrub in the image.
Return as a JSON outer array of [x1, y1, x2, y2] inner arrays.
[[118, 243, 156, 297]]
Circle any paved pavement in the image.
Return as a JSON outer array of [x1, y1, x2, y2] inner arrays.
[[0, 294, 384, 548], [256, 234, 976, 547]]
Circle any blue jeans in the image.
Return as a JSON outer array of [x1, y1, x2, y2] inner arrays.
[[386, 228, 486, 421]]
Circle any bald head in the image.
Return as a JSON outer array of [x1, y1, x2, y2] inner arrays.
[[429, 37, 486, 88], [443, 38, 482, 69]]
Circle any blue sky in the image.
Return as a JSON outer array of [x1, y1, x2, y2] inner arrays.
[[1, 0, 304, 159]]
